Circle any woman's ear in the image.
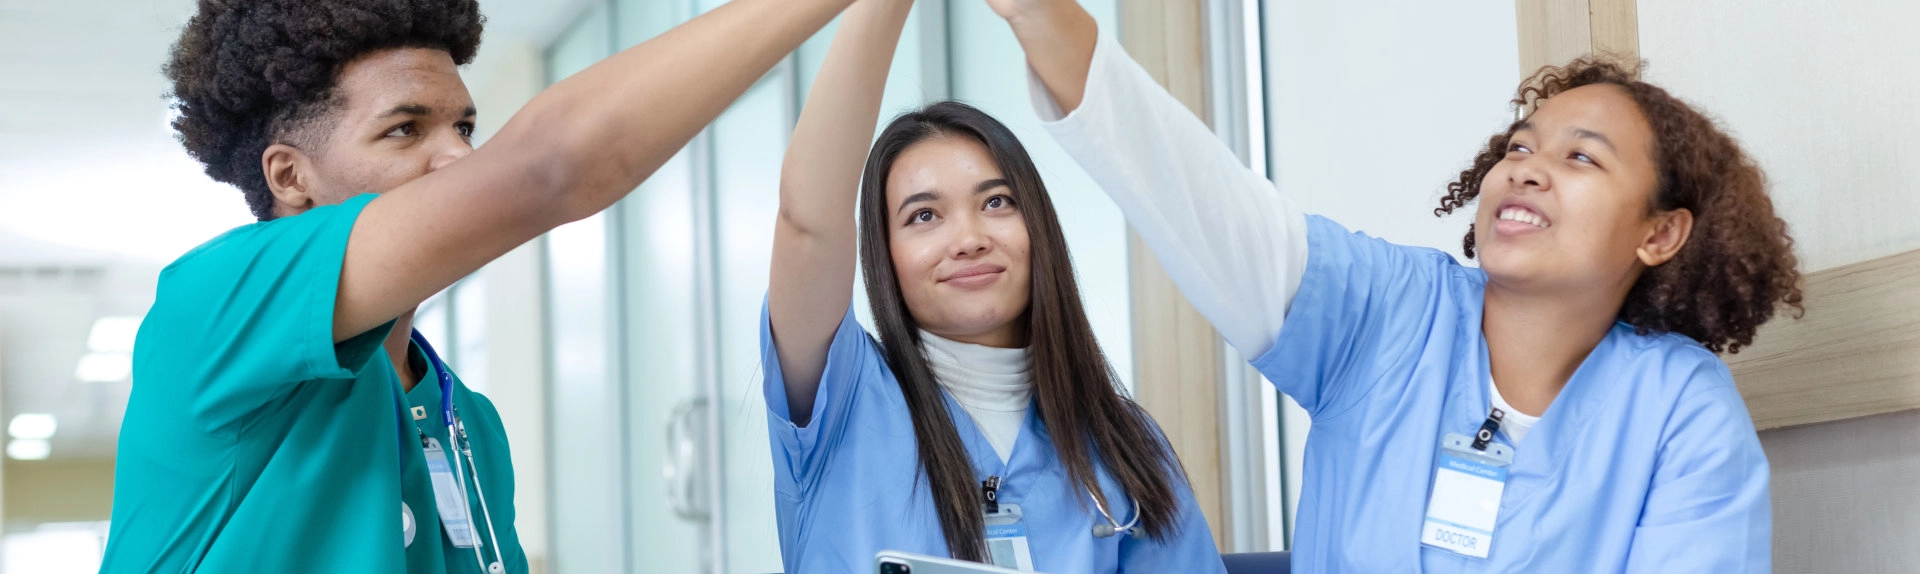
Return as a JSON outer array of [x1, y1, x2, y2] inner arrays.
[[1636, 208, 1694, 267], [261, 143, 316, 216]]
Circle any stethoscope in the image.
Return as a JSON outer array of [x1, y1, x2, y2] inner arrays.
[[1089, 491, 1141, 538], [987, 472, 1141, 539], [402, 330, 507, 574]]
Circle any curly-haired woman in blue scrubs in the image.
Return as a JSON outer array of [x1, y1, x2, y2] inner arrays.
[[988, 0, 1803, 572], [760, 0, 1225, 571]]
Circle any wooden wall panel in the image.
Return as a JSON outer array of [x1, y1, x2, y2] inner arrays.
[[1726, 249, 1920, 430], [1515, 0, 1591, 76], [1516, 0, 1639, 75], [1119, 0, 1228, 550], [1587, 0, 1640, 62]]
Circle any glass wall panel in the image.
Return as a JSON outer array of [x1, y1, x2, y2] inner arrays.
[[610, 2, 711, 572], [454, 278, 489, 393], [542, 4, 627, 572], [709, 74, 791, 574]]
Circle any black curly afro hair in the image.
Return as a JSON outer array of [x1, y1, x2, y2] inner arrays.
[[165, 0, 484, 220]]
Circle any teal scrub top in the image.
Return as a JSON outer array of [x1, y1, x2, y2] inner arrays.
[[101, 194, 527, 573]]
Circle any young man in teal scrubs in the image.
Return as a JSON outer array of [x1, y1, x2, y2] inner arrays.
[[99, 0, 855, 571]]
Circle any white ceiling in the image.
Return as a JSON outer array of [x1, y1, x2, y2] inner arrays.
[[0, 0, 589, 460]]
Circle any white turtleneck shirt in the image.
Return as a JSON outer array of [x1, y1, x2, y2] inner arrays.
[[918, 330, 1032, 464]]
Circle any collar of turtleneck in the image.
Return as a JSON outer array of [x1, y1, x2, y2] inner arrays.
[[917, 330, 1032, 414]]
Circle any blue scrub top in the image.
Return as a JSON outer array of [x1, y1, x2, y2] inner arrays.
[[760, 302, 1227, 573], [1261, 216, 1770, 573]]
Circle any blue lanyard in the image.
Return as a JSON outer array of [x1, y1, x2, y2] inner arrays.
[[396, 329, 457, 466]]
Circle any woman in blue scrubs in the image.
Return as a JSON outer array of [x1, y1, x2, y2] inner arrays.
[[762, 1, 1224, 572], [990, 0, 1802, 572]]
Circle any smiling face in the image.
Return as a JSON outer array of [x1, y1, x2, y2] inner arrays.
[[1473, 84, 1671, 294], [268, 48, 477, 217], [884, 135, 1033, 348]]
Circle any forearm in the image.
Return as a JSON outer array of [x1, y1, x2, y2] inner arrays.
[[1025, 23, 1304, 357], [778, 0, 913, 238], [1001, 0, 1098, 113], [506, 0, 858, 222]]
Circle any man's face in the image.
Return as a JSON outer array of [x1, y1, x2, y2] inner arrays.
[[275, 48, 475, 216]]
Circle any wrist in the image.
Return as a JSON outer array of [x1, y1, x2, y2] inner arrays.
[[1002, 0, 1075, 35]]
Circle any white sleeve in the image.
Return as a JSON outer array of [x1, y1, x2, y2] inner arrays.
[[1029, 25, 1307, 359]]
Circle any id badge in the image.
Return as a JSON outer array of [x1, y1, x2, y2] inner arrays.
[[983, 502, 1035, 571], [422, 437, 480, 548], [1421, 432, 1514, 559]]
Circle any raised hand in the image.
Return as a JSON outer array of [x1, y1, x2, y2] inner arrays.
[[991, 0, 1098, 112]]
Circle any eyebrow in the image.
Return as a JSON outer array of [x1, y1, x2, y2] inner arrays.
[[1572, 128, 1614, 152], [896, 191, 939, 216], [1512, 121, 1614, 152], [376, 104, 479, 120], [894, 178, 1013, 216]]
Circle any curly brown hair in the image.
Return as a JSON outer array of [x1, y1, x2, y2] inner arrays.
[[1434, 57, 1803, 354], [165, 0, 485, 220]]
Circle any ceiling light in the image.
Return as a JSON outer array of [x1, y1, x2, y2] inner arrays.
[[7, 439, 50, 460], [9, 413, 57, 440], [75, 353, 132, 383], [87, 316, 142, 353]]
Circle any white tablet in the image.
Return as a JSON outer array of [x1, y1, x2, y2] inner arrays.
[[875, 550, 1027, 574]]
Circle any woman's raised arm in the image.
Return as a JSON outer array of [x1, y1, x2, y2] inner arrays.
[[768, 0, 914, 425]]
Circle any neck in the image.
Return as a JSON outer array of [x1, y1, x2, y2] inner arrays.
[[932, 318, 1028, 349], [386, 309, 420, 392], [1480, 282, 1622, 416]]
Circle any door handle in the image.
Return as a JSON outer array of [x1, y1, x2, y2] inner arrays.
[[664, 396, 710, 520]]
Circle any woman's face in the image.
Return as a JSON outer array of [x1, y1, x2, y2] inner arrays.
[[884, 136, 1032, 348], [1474, 84, 1681, 295]]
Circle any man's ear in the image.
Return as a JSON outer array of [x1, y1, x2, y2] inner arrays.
[[262, 143, 317, 216], [1636, 208, 1694, 267]]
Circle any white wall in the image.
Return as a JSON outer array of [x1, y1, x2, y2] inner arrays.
[[1263, 0, 1519, 262], [1641, 0, 1920, 272], [1639, 1, 1920, 572]]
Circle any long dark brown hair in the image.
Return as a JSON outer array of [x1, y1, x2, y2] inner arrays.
[[1435, 57, 1803, 353], [857, 101, 1187, 560]]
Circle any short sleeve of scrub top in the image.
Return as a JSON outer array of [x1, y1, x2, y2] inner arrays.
[[147, 193, 391, 433], [1255, 215, 1461, 417], [103, 194, 410, 573], [760, 299, 879, 497]]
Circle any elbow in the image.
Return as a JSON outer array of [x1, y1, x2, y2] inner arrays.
[[484, 104, 605, 225]]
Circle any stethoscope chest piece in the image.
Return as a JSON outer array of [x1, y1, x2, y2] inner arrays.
[[402, 502, 417, 547]]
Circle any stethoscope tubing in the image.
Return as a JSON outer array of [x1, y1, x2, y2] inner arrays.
[[411, 330, 507, 573]]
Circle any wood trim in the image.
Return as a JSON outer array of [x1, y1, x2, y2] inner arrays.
[[1515, 0, 1591, 76], [1515, 0, 1639, 75], [1587, 0, 1640, 62], [1119, 0, 1228, 550], [1726, 249, 1920, 430]]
